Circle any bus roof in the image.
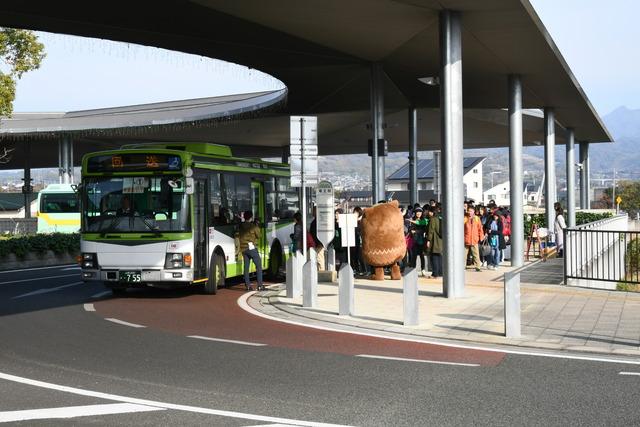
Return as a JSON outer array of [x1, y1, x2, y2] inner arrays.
[[40, 183, 77, 193], [81, 142, 289, 175], [120, 142, 232, 157]]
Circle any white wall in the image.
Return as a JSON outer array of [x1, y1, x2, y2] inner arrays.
[[463, 161, 483, 203]]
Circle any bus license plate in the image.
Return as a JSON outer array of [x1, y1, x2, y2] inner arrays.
[[119, 271, 141, 283]]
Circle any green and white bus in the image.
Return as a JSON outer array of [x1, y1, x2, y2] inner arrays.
[[36, 183, 81, 233], [79, 142, 298, 294]]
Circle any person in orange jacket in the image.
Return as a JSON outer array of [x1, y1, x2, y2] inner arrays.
[[464, 206, 485, 271]]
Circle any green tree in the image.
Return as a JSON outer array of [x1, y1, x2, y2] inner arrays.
[[611, 180, 640, 218], [0, 28, 45, 117]]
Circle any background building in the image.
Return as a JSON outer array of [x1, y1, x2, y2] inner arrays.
[[387, 157, 484, 204]]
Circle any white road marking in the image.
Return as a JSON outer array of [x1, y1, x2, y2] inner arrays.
[[83, 304, 95, 312], [0, 371, 353, 427], [105, 318, 146, 328], [61, 266, 81, 271], [0, 403, 163, 423], [237, 291, 640, 366], [188, 335, 266, 347], [0, 264, 77, 274], [90, 291, 111, 299], [356, 354, 480, 367], [619, 372, 640, 376], [1, 274, 80, 286], [12, 282, 83, 299], [251, 425, 304, 427]]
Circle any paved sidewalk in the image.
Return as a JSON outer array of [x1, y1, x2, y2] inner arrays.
[[251, 259, 640, 357]]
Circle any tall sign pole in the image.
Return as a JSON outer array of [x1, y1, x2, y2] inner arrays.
[[290, 116, 319, 258]]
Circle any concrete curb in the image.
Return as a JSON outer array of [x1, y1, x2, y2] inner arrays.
[[249, 284, 640, 360]]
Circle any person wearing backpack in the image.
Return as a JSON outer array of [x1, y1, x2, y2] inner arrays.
[[425, 207, 443, 278]]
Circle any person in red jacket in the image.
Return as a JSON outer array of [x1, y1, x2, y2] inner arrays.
[[464, 206, 485, 272]]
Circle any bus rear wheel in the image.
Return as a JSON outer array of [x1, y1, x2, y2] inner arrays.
[[204, 252, 225, 294]]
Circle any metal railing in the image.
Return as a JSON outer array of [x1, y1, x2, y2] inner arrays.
[[564, 214, 638, 289]]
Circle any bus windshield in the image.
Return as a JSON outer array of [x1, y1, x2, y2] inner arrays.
[[40, 193, 79, 213], [82, 176, 190, 233]]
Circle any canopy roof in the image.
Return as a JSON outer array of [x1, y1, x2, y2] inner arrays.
[[0, 0, 611, 169]]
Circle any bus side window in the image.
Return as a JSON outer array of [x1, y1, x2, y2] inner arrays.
[[209, 173, 226, 225], [265, 177, 276, 221], [234, 174, 252, 221]]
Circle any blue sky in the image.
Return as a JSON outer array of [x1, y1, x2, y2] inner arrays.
[[12, 0, 639, 117]]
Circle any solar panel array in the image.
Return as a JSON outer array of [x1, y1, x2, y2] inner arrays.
[[388, 157, 484, 180]]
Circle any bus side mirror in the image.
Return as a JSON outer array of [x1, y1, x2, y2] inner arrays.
[[185, 177, 194, 195]]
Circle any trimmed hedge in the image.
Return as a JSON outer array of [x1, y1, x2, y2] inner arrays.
[[0, 233, 80, 259], [524, 212, 613, 237]]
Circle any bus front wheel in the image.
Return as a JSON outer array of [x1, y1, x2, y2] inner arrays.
[[204, 252, 225, 294]]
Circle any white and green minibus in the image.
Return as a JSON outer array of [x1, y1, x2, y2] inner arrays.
[[36, 183, 81, 233], [79, 142, 297, 295]]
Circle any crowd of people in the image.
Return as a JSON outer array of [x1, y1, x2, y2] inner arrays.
[[288, 198, 529, 278]]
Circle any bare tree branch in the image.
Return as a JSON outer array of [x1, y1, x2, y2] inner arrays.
[[0, 146, 15, 164]]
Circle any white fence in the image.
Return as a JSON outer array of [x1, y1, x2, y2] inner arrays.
[[564, 214, 629, 290]]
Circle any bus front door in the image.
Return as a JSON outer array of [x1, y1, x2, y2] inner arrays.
[[251, 181, 267, 260], [193, 179, 208, 280]]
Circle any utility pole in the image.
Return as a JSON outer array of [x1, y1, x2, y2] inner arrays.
[[612, 168, 616, 210]]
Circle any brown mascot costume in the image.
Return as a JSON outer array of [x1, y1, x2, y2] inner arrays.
[[361, 200, 406, 280]]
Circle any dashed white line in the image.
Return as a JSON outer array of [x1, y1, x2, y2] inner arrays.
[[356, 354, 480, 367], [0, 264, 77, 274], [187, 335, 266, 347], [83, 304, 95, 312], [60, 266, 81, 271], [105, 318, 146, 328], [90, 291, 111, 299], [619, 372, 640, 376], [1, 274, 80, 286], [12, 282, 83, 299], [0, 371, 353, 427], [0, 403, 164, 423]]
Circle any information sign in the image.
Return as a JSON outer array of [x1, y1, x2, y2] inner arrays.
[[316, 181, 335, 248]]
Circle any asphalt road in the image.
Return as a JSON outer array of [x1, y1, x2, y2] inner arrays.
[[1, 265, 639, 426]]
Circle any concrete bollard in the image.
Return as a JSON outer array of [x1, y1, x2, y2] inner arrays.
[[403, 267, 419, 326], [303, 250, 318, 308], [338, 263, 354, 316], [286, 251, 304, 298], [285, 255, 294, 298], [504, 271, 521, 338], [327, 247, 336, 272]]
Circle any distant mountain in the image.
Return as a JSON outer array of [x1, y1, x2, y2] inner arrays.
[[317, 105, 640, 187]]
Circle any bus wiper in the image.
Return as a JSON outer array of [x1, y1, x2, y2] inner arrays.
[[141, 215, 162, 235], [99, 215, 123, 237]]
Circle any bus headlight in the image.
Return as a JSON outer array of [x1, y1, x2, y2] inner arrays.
[[80, 253, 97, 269], [165, 253, 192, 269]]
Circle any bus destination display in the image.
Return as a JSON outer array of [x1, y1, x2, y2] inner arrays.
[[87, 154, 182, 173]]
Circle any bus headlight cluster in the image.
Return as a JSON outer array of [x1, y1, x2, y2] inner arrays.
[[79, 253, 97, 269], [165, 253, 192, 269]]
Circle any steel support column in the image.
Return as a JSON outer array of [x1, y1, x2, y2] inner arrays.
[[580, 142, 590, 209], [408, 107, 418, 206], [66, 136, 74, 183], [58, 139, 64, 184], [544, 108, 556, 232], [433, 151, 441, 202], [23, 142, 31, 219], [370, 62, 385, 203], [508, 75, 524, 267], [440, 10, 464, 298], [566, 129, 576, 227]]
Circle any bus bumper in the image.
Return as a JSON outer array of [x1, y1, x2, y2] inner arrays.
[[81, 268, 195, 287]]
